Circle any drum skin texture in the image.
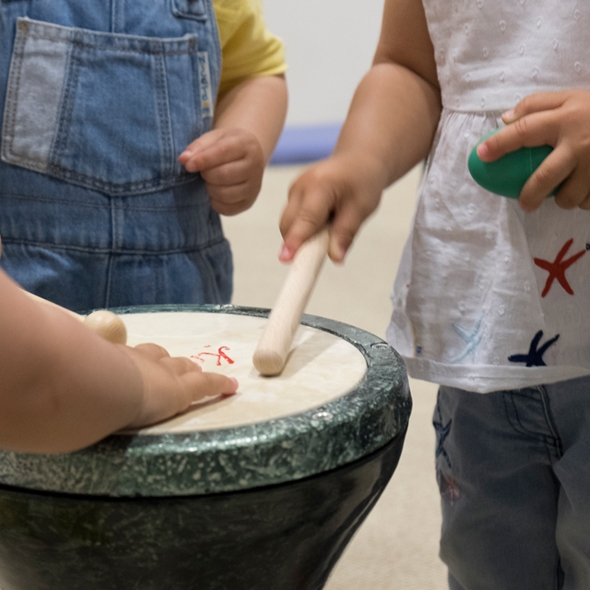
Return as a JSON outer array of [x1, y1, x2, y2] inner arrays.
[[0, 306, 412, 590]]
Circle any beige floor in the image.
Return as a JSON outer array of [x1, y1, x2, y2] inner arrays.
[[222, 165, 448, 589]]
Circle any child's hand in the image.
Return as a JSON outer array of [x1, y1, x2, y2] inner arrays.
[[279, 154, 383, 263], [476, 90, 590, 212], [122, 343, 238, 429], [179, 127, 265, 215]]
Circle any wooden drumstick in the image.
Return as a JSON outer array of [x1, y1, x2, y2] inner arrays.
[[253, 228, 330, 376], [24, 291, 127, 345]]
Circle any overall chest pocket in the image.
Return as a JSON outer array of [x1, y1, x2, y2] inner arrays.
[[172, 0, 207, 20], [1, 17, 210, 196]]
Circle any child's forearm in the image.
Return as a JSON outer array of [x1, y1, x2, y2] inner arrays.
[[0, 272, 143, 453], [334, 62, 441, 192], [214, 74, 288, 163]]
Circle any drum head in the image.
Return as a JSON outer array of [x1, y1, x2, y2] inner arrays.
[[123, 309, 367, 433], [0, 306, 411, 496]]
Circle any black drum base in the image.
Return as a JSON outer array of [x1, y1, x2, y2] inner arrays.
[[0, 432, 405, 590]]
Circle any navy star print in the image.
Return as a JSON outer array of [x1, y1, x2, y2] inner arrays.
[[433, 407, 452, 468], [508, 330, 560, 367]]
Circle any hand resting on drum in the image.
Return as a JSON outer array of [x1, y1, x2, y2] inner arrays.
[[0, 269, 238, 455]]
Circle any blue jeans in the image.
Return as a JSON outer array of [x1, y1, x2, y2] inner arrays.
[[0, 0, 232, 312], [435, 376, 590, 590]]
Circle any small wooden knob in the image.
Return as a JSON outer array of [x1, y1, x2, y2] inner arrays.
[[83, 310, 127, 345], [23, 290, 127, 345]]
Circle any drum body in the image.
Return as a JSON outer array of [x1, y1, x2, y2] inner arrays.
[[0, 306, 412, 590]]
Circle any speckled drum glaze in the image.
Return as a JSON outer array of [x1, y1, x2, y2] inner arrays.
[[0, 305, 412, 590]]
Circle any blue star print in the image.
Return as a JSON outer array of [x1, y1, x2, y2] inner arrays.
[[433, 407, 452, 468], [451, 317, 483, 363], [508, 330, 560, 367]]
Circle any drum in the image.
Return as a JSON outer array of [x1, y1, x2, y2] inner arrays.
[[0, 305, 411, 590]]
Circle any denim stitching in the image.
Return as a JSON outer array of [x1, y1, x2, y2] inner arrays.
[[503, 390, 562, 455], [155, 51, 175, 179], [24, 25, 197, 56], [171, 0, 208, 22], [110, 194, 120, 252], [67, 40, 196, 56], [49, 36, 193, 197], [0, 236, 229, 255], [48, 32, 79, 172], [538, 386, 564, 460], [1, 21, 28, 164], [195, 247, 222, 302], [42, 167, 196, 195], [110, 0, 117, 34], [6, 20, 202, 194], [0, 192, 208, 212], [203, 0, 221, 109], [104, 256, 113, 308]]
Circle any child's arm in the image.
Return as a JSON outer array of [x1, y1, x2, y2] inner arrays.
[[178, 73, 288, 216], [279, 0, 441, 263], [475, 90, 590, 212], [0, 269, 237, 454]]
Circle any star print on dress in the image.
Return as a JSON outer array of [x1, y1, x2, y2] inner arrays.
[[437, 470, 461, 506], [534, 238, 586, 297], [508, 330, 560, 367], [433, 406, 452, 468], [450, 316, 483, 363]]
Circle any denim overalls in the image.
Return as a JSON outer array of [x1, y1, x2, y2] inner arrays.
[[0, 0, 232, 312]]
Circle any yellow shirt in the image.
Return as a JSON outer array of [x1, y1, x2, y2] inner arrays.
[[214, 0, 287, 96]]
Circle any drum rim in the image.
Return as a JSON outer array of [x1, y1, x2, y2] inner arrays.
[[0, 305, 412, 497]]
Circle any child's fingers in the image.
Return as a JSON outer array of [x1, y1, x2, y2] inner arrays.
[[200, 158, 250, 186], [477, 111, 557, 162], [184, 372, 238, 402], [327, 201, 370, 263], [179, 129, 261, 175], [279, 184, 334, 262], [182, 142, 244, 174], [179, 131, 245, 173], [160, 356, 203, 375], [553, 167, 590, 210], [133, 343, 171, 361], [502, 91, 568, 123], [208, 183, 254, 216], [326, 226, 353, 264], [519, 148, 574, 212], [178, 131, 221, 166]]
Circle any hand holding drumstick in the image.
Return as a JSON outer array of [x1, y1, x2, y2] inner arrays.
[[0, 238, 237, 454], [253, 228, 329, 376]]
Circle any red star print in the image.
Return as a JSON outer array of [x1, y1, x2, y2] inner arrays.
[[534, 239, 586, 297]]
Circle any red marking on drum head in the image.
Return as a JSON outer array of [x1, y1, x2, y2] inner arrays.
[[191, 345, 235, 366]]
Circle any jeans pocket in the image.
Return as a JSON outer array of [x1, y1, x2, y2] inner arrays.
[[503, 387, 559, 445], [1, 17, 211, 195]]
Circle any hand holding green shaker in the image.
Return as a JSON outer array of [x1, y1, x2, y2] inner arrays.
[[468, 129, 554, 199]]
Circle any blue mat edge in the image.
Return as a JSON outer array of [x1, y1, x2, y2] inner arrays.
[[270, 123, 342, 165]]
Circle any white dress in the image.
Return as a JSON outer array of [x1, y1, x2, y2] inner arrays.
[[386, 0, 590, 393]]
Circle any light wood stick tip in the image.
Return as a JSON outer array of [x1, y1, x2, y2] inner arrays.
[[83, 310, 127, 345], [252, 348, 285, 376]]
